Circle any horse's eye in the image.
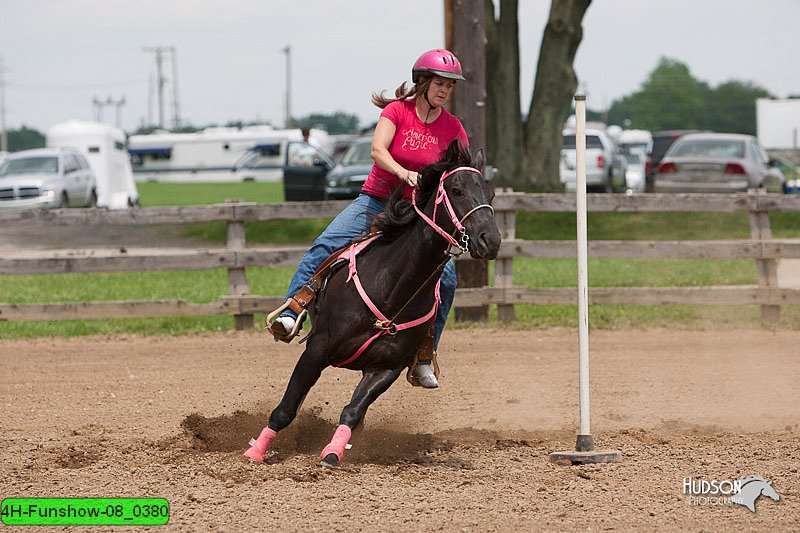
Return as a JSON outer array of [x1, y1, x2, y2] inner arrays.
[[451, 186, 463, 197]]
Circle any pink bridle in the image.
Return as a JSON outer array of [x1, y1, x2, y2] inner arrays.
[[412, 166, 494, 256]]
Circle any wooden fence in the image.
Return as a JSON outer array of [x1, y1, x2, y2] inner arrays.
[[2, 191, 800, 328]]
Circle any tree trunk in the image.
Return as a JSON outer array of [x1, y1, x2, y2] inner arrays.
[[523, 0, 591, 191], [484, 0, 523, 189], [447, 0, 490, 322]]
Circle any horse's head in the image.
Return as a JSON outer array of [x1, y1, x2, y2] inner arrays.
[[416, 140, 502, 260]]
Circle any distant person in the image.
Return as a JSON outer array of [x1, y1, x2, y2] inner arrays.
[[269, 49, 469, 389], [301, 126, 311, 143]]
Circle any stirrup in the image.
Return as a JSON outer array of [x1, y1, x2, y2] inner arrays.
[[265, 301, 307, 343], [406, 351, 441, 387]]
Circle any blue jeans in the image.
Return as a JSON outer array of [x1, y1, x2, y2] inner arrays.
[[282, 193, 456, 350]]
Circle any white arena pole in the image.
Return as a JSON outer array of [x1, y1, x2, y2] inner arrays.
[[549, 95, 620, 466], [574, 94, 592, 450]]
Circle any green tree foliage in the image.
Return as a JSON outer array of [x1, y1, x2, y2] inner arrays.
[[702, 81, 772, 135], [7, 125, 45, 152], [293, 111, 360, 135], [607, 57, 773, 134], [631, 58, 710, 130]]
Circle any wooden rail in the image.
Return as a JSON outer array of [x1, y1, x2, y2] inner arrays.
[[2, 192, 800, 326]]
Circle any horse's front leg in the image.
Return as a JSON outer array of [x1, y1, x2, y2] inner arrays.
[[243, 347, 327, 462], [320, 366, 403, 467]]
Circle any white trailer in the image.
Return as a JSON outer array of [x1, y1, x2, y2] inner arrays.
[[128, 126, 333, 183], [46, 120, 139, 208], [756, 98, 800, 150]]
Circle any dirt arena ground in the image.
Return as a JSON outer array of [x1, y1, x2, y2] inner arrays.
[[1, 328, 798, 531]]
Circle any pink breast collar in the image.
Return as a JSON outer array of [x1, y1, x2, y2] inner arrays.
[[333, 234, 441, 367]]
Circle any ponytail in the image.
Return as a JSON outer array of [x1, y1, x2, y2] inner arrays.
[[371, 77, 433, 109]]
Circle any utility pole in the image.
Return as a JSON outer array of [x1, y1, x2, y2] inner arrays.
[[144, 46, 166, 129], [170, 47, 181, 130], [445, 0, 489, 322], [92, 96, 104, 122], [92, 95, 126, 127], [282, 45, 292, 128], [144, 46, 180, 130], [112, 96, 126, 128], [0, 56, 8, 152]]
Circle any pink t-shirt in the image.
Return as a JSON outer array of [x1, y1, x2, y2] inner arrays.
[[361, 99, 468, 200]]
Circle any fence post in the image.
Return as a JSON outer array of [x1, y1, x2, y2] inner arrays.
[[226, 200, 254, 330], [495, 189, 516, 321], [748, 191, 780, 323]]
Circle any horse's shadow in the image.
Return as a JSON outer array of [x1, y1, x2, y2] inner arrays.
[[180, 410, 457, 467]]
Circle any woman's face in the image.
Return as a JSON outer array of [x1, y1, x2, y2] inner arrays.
[[426, 76, 456, 107]]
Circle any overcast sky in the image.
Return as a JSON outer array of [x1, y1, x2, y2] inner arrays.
[[1, 0, 798, 134]]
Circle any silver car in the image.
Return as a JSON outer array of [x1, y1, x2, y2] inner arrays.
[[0, 147, 98, 210], [654, 133, 785, 193]]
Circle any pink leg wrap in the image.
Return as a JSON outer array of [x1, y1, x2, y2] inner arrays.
[[243, 427, 277, 463], [320, 424, 352, 462]]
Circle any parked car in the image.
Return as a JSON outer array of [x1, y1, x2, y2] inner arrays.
[[325, 138, 373, 199], [282, 141, 336, 201], [560, 128, 627, 192], [623, 150, 647, 193], [645, 130, 698, 192], [328, 134, 362, 163], [0, 147, 97, 210], [654, 133, 786, 193]]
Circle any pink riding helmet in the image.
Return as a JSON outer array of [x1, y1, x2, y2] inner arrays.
[[412, 49, 465, 82]]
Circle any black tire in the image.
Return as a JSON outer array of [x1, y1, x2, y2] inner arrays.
[[87, 190, 98, 207]]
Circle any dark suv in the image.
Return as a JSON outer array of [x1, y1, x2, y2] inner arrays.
[[646, 130, 699, 192]]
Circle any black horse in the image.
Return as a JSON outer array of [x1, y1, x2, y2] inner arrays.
[[244, 140, 502, 466]]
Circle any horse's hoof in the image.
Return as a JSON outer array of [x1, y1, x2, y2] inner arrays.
[[319, 453, 340, 468], [243, 448, 265, 463]]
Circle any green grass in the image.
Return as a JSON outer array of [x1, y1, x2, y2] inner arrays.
[[137, 181, 285, 207], [0, 267, 294, 339], [1, 256, 785, 339], [2, 184, 800, 338]]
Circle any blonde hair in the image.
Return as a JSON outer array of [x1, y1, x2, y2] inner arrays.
[[371, 77, 434, 109]]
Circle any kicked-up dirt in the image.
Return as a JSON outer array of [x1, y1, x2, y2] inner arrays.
[[1, 328, 798, 531]]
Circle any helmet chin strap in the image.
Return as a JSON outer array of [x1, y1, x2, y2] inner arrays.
[[421, 90, 437, 125]]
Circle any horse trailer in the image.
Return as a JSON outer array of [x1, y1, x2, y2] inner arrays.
[[46, 120, 139, 208]]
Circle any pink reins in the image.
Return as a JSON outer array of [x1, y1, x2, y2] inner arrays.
[[334, 165, 492, 368]]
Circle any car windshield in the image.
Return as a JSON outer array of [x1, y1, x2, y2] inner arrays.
[[562, 135, 604, 149], [670, 140, 745, 159], [624, 152, 643, 165], [0, 156, 59, 176], [340, 142, 373, 166]]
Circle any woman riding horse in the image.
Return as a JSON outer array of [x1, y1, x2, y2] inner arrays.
[[269, 49, 469, 389], [246, 141, 501, 466]]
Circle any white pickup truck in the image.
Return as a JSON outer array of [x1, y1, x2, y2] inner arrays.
[[560, 128, 627, 192]]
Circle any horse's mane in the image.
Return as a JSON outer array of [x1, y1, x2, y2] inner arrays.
[[374, 141, 474, 242]]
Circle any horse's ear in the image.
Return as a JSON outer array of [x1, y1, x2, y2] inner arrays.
[[445, 139, 462, 162], [473, 148, 485, 171]]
